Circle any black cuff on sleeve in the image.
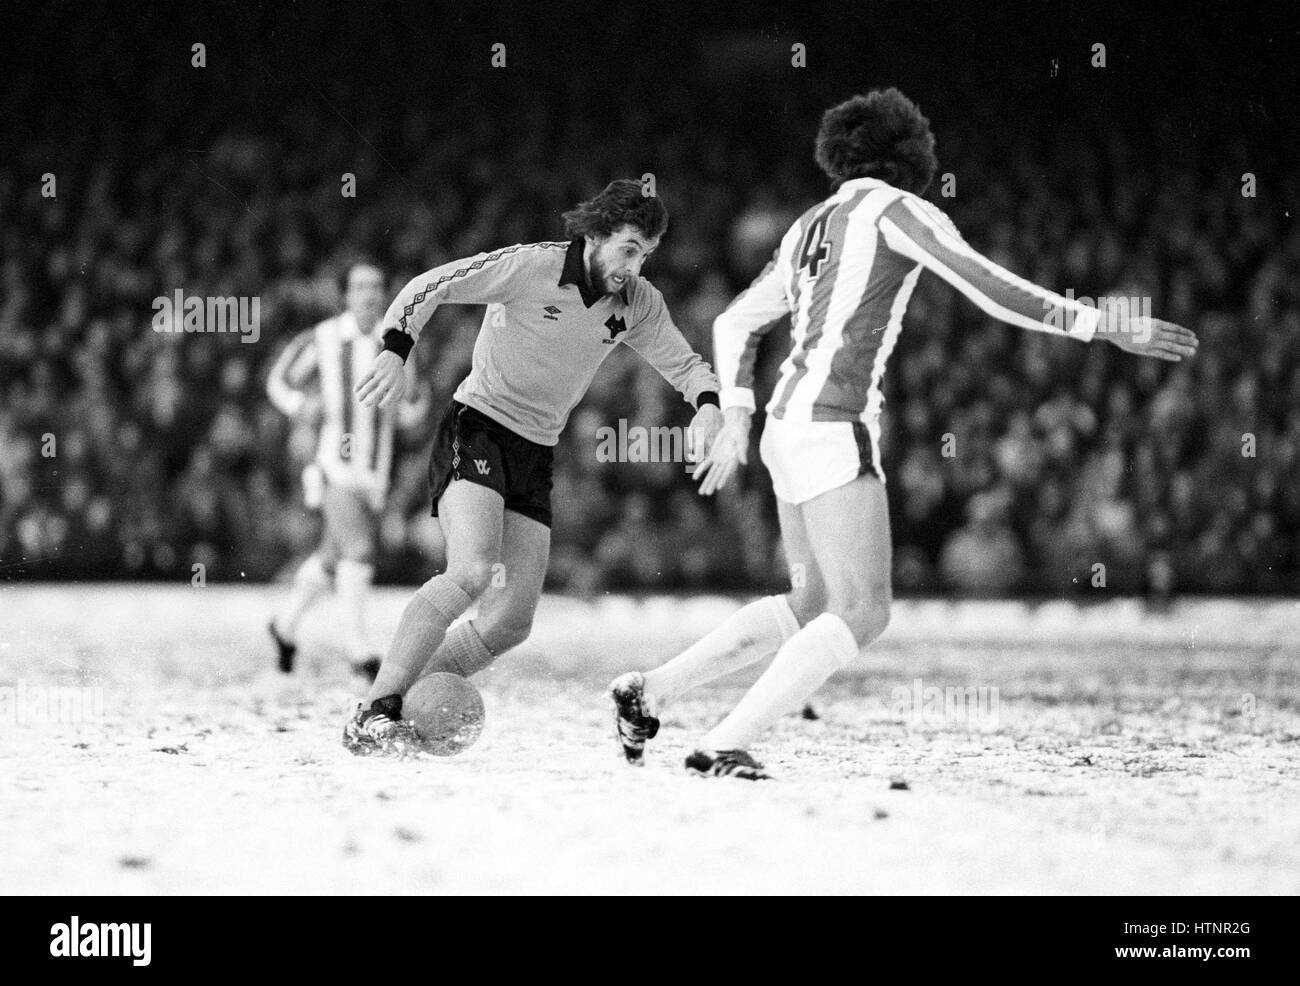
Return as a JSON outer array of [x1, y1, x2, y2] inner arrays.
[[695, 391, 720, 410], [381, 329, 414, 363]]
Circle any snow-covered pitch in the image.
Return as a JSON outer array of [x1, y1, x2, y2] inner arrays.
[[1, 586, 1297, 894]]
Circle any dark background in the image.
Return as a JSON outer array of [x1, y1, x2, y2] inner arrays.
[[1, 0, 1297, 595]]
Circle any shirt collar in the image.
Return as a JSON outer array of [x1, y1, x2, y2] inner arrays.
[[559, 238, 608, 308], [836, 176, 890, 194]]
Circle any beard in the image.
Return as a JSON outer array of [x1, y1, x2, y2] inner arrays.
[[585, 254, 618, 296]]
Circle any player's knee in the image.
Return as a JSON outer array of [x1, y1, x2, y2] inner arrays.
[[446, 557, 497, 598]]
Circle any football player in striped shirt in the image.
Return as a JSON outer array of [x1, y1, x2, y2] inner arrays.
[[612, 88, 1198, 779], [342, 180, 723, 755], [266, 261, 428, 680]]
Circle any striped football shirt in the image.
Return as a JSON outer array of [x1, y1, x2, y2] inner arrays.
[[267, 312, 424, 500], [714, 176, 1101, 449]]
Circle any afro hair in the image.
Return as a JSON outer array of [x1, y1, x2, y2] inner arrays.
[[814, 88, 939, 195], [562, 179, 668, 241]]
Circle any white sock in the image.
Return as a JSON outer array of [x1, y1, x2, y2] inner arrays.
[[336, 560, 375, 660], [700, 613, 859, 752], [642, 595, 800, 712], [275, 553, 331, 641]]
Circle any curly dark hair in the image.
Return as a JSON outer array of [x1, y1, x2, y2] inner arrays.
[[814, 88, 939, 195], [562, 179, 668, 240]]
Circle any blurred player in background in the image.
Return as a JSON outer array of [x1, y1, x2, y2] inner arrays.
[[343, 180, 723, 755], [612, 88, 1199, 779], [266, 261, 428, 680]]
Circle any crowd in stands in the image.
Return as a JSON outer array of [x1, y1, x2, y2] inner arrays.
[[2, 7, 1295, 595]]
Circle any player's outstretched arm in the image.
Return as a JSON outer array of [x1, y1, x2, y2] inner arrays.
[[356, 350, 407, 408], [712, 243, 795, 415], [686, 403, 724, 465], [877, 196, 1200, 361], [1101, 315, 1198, 362], [695, 240, 793, 495], [359, 244, 543, 407], [695, 406, 751, 496], [619, 280, 725, 459]]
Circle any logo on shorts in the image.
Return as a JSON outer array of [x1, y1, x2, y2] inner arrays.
[[603, 315, 627, 343], [543, 305, 561, 321], [474, 458, 490, 475]]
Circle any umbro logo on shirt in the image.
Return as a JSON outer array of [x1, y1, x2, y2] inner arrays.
[[543, 305, 562, 321]]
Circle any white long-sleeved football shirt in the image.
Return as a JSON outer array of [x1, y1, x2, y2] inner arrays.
[[714, 177, 1100, 427]]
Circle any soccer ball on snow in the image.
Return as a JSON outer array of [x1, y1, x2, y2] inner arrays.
[[403, 672, 486, 756]]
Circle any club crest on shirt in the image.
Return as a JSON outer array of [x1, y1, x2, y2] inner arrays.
[[603, 315, 627, 343]]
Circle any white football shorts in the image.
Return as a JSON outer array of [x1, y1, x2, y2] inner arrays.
[[758, 415, 885, 505]]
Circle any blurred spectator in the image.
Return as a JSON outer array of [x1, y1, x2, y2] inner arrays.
[[939, 491, 1027, 596]]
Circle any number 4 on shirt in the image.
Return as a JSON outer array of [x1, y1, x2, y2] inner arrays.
[[798, 207, 835, 279]]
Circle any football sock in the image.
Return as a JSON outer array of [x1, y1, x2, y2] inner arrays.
[[274, 553, 331, 641], [336, 559, 375, 661], [366, 575, 473, 702], [421, 621, 496, 678], [642, 595, 800, 712], [699, 612, 859, 753]]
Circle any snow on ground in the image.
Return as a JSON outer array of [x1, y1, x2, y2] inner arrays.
[[1, 585, 1297, 894]]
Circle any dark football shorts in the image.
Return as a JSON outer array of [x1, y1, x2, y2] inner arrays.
[[428, 400, 554, 528]]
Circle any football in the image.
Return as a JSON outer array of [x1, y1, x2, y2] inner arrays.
[[402, 672, 486, 756]]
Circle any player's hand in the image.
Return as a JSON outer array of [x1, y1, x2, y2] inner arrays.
[[1104, 317, 1198, 362], [686, 403, 724, 464], [356, 350, 407, 407], [693, 407, 751, 496]]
